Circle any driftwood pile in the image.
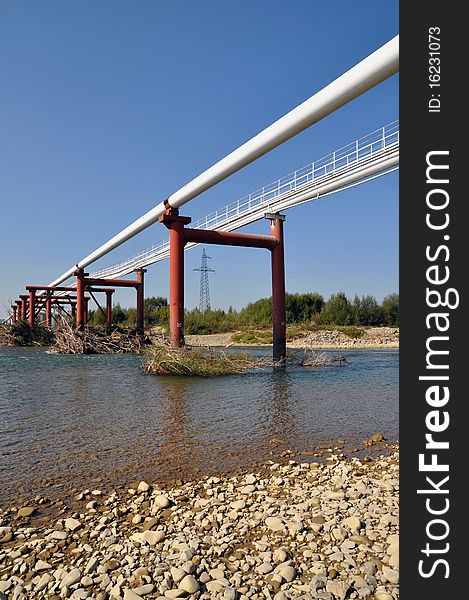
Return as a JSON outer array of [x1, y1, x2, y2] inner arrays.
[[54, 320, 147, 354]]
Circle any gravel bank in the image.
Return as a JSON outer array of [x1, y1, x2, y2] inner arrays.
[[0, 449, 399, 599], [185, 328, 399, 350]]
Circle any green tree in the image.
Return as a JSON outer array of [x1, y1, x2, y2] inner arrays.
[[319, 292, 354, 325], [382, 293, 399, 326], [353, 295, 384, 326]]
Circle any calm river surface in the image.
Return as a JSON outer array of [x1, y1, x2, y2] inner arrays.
[[0, 347, 398, 506]]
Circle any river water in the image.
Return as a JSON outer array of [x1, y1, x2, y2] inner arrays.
[[0, 347, 398, 506]]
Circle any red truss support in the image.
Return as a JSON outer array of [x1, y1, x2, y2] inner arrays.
[[159, 208, 287, 363]]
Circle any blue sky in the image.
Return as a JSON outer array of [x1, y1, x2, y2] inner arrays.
[[0, 1, 398, 318]]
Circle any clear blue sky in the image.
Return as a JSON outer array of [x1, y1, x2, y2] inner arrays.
[[0, 1, 398, 318]]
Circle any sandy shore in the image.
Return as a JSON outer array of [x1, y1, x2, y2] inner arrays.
[[185, 328, 399, 350], [0, 448, 399, 600]]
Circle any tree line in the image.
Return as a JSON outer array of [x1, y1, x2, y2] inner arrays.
[[88, 292, 399, 334]]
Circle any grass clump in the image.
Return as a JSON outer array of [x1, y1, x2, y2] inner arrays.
[[142, 344, 257, 376], [232, 329, 273, 345]]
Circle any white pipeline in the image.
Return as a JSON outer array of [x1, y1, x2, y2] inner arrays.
[[49, 35, 399, 286]]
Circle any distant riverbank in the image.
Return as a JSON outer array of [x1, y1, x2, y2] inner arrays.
[[186, 326, 399, 350]]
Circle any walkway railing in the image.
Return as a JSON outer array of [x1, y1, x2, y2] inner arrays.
[[91, 121, 399, 279]]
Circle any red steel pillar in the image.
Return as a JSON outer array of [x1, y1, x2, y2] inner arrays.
[[45, 295, 52, 327], [12, 305, 17, 323], [21, 297, 28, 321], [84, 297, 89, 325], [75, 269, 86, 330], [135, 269, 146, 336], [268, 213, 287, 365], [16, 301, 22, 321], [159, 210, 191, 347], [105, 290, 113, 334], [28, 290, 36, 328]]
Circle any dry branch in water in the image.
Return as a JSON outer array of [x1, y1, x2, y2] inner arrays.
[[54, 319, 147, 354]]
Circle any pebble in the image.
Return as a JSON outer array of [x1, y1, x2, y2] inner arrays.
[[17, 506, 36, 518], [179, 575, 199, 593], [64, 517, 82, 531], [133, 584, 154, 595], [35, 573, 53, 591], [61, 568, 82, 588], [124, 590, 144, 600], [382, 565, 399, 584], [142, 529, 165, 545], [153, 495, 170, 508], [34, 559, 52, 571], [278, 566, 296, 582], [0, 449, 399, 600], [265, 517, 284, 532]]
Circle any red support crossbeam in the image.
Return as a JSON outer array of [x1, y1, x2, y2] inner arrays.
[[183, 228, 278, 249]]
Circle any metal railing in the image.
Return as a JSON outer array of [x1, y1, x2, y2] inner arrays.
[[91, 121, 399, 278]]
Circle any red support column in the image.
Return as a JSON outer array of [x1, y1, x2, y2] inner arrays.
[[21, 297, 27, 321], [84, 297, 89, 325], [105, 290, 113, 334], [75, 269, 86, 330], [268, 213, 287, 365], [135, 269, 146, 336], [159, 210, 191, 348], [45, 295, 52, 327], [28, 290, 36, 328], [12, 306, 17, 323]]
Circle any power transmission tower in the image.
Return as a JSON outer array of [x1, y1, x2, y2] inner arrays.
[[193, 249, 215, 313]]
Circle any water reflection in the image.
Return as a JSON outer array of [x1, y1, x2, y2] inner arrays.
[[0, 347, 398, 505]]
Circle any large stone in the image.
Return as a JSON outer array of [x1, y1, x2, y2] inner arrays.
[[325, 580, 350, 600], [209, 568, 225, 580], [164, 591, 186, 599], [170, 567, 186, 584], [35, 560, 52, 571], [273, 548, 289, 563], [179, 575, 199, 594], [240, 484, 256, 494], [142, 529, 165, 546], [153, 495, 170, 509], [387, 541, 399, 556], [265, 517, 285, 532], [342, 516, 361, 531], [278, 566, 296, 582], [257, 562, 273, 574], [124, 590, 144, 600], [382, 566, 399, 584], [17, 506, 36, 518], [51, 530, 69, 540], [137, 481, 150, 492], [35, 573, 53, 592], [224, 587, 237, 600], [61, 568, 82, 588], [64, 518, 82, 532], [230, 500, 246, 510], [133, 584, 154, 596]]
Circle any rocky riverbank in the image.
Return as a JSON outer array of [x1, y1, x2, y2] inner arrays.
[[0, 449, 399, 600], [185, 328, 398, 350]]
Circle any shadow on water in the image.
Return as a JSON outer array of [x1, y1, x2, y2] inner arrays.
[[0, 346, 398, 505]]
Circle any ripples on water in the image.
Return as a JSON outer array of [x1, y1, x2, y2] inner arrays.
[[0, 346, 398, 504]]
